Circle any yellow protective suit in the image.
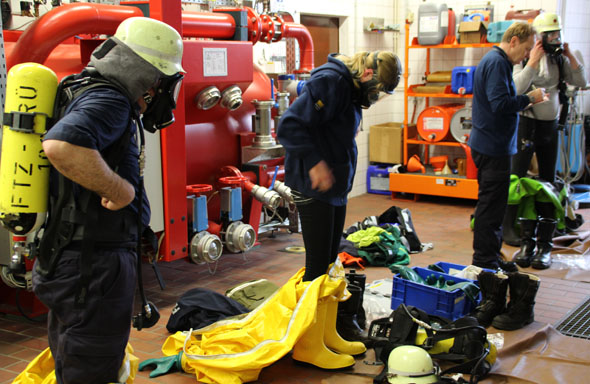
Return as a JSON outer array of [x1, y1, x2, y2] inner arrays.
[[12, 344, 138, 384], [162, 268, 347, 384]]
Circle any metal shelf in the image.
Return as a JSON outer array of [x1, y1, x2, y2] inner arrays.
[[406, 139, 463, 147], [394, 22, 489, 200], [409, 36, 495, 49], [389, 173, 478, 200], [408, 84, 473, 99]]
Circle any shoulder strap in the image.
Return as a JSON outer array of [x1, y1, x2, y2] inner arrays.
[[37, 74, 134, 283]]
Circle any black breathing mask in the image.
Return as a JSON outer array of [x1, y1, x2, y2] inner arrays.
[[141, 72, 184, 133], [541, 31, 563, 58], [357, 51, 401, 109], [359, 77, 381, 109]]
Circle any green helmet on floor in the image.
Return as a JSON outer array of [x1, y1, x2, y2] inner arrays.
[[387, 345, 439, 384]]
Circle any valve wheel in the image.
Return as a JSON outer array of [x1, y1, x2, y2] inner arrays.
[[186, 184, 213, 195], [218, 176, 246, 188]]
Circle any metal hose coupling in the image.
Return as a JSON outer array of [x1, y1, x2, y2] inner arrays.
[[220, 85, 243, 111]]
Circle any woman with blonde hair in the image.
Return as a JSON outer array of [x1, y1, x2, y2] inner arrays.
[[277, 51, 401, 282]]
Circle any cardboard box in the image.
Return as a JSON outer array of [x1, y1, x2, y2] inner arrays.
[[459, 21, 488, 44], [369, 122, 417, 164]]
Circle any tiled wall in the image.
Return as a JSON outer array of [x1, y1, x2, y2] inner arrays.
[[287, 0, 589, 197], [289, 0, 402, 197], [560, 0, 590, 117]]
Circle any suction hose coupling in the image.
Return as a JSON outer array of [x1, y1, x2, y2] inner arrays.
[[195, 86, 221, 110], [220, 85, 243, 110]]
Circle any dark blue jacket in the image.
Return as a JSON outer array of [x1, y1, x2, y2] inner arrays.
[[277, 55, 362, 206], [469, 46, 530, 156], [44, 87, 150, 226]]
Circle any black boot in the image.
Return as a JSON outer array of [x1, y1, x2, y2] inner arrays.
[[492, 272, 540, 330], [472, 271, 508, 327], [531, 218, 556, 270], [497, 258, 519, 273], [344, 270, 366, 329], [502, 204, 520, 246], [473, 257, 518, 273], [512, 218, 537, 268], [336, 284, 365, 342]]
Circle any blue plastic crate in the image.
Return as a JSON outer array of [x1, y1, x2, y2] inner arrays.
[[391, 267, 480, 320]]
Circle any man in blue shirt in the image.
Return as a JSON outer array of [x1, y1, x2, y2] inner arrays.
[[469, 22, 546, 271], [32, 17, 184, 384]]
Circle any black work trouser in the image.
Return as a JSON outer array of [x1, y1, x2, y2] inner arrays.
[[296, 197, 347, 281], [471, 150, 511, 268], [511, 116, 558, 183], [33, 248, 137, 384]]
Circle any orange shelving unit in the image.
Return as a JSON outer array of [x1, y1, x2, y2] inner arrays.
[[389, 22, 496, 200]]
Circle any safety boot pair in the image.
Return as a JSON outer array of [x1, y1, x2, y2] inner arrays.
[[512, 217, 556, 270], [292, 282, 366, 369], [473, 271, 540, 330]]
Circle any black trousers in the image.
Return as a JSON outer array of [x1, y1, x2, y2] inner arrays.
[[296, 197, 347, 281], [33, 248, 136, 384], [511, 116, 558, 183], [471, 149, 511, 268]]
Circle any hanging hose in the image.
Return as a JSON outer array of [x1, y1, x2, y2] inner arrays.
[[557, 87, 586, 219]]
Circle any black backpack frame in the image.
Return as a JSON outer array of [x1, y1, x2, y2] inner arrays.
[[368, 304, 492, 384]]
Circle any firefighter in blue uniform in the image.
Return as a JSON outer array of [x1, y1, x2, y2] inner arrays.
[[31, 17, 185, 384], [277, 51, 401, 282]]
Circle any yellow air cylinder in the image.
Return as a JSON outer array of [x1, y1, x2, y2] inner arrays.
[[0, 63, 58, 235]]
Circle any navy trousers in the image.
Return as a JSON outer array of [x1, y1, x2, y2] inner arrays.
[[296, 198, 347, 281], [471, 150, 511, 269], [511, 116, 558, 183], [33, 247, 136, 384]]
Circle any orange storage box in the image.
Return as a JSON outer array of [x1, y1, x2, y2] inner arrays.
[[417, 103, 464, 142]]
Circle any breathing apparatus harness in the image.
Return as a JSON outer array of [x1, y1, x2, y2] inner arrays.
[[519, 49, 567, 155], [368, 304, 493, 384], [36, 68, 161, 330]]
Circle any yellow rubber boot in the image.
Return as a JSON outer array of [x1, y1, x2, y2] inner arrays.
[[324, 297, 366, 356], [292, 300, 355, 369]]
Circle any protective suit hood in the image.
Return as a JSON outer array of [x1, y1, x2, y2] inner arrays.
[[89, 37, 162, 103]]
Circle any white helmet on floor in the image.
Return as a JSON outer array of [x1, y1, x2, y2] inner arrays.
[[387, 345, 439, 384], [532, 12, 562, 34]]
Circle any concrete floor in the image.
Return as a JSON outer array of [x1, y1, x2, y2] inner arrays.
[[1, 192, 590, 383]]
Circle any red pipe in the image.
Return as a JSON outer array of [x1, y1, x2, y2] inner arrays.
[[207, 220, 222, 237], [283, 22, 314, 73], [9, 3, 314, 74], [181, 11, 236, 39], [7, 3, 143, 69]]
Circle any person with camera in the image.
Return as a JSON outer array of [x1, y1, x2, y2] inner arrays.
[[507, 13, 586, 269]]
